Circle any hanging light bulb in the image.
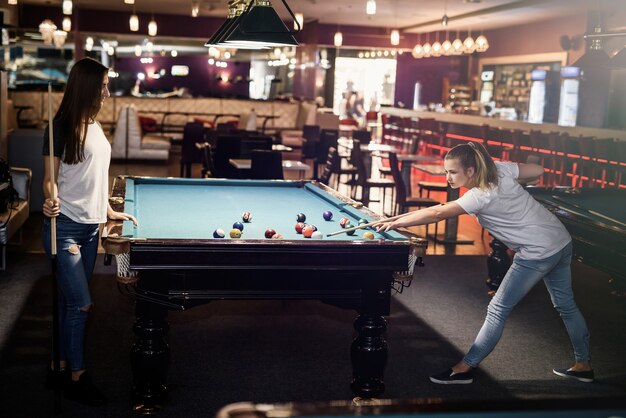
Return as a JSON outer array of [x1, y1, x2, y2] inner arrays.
[[463, 31, 476, 53], [129, 13, 139, 32], [422, 33, 432, 58], [452, 30, 464, 55], [412, 44, 424, 59], [366, 0, 376, 15], [432, 32, 442, 57], [191, 2, 200, 17], [62, 16, 71, 32], [85, 36, 94, 52], [390, 29, 400, 46], [475, 34, 489, 52], [334, 31, 343, 47], [148, 17, 158, 37], [294, 13, 304, 30], [135, 44, 142, 57], [62, 0, 72, 15]]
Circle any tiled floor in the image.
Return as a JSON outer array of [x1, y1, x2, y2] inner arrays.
[[16, 145, 492, 257]]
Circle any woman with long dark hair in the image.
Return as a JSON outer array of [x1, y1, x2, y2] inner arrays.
[[42, 57, 137, 406]]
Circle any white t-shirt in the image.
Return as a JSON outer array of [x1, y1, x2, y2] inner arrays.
[[455, 161, 571, 260], [57, 122, 111, 224]]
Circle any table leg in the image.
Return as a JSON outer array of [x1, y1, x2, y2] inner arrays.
[[400, 160, 411, 196], [351, 314, 387, 398], [131, 274, 170, 414]]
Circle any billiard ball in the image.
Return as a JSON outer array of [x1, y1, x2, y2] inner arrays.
[[345, 222, 355, 235], [230, 229, 242, 238], [296, 213, 306, 222], [363, 231, 375, 240], [233, 221, 244, 231], [323, 211, 333, 221], [308, 224, 318, 232], [295, 222, 306, 234], [213, 228, 225, 238], [271, 233, 283, 239], [311, 231, 323, 239], [302, 225, 315, 238], [242, 211, 252, 222], [339, 217, 350, 228], [264, 228, 276, 239], [358, 218, 368, 226]]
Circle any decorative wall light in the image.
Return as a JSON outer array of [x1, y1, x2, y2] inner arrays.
[[124, 0, 135, 4], [8, 0, 18, 5], [366, 0, 376, 16], [192, 2, 200, 17], [390, 29, 400, 46], [39, 19, 57, 45]]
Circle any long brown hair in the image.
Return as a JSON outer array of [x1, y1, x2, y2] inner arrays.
[[54, 57, 108, 164], [445, 142, 498, 190]]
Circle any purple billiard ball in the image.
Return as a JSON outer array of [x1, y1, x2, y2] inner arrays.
[[233, 221, 244, 231], [323, 211, 333, 221]]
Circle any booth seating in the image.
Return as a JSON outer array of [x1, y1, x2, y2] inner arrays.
[[111, 105, 171, 161], [0, 167, 31, 270], [280, 103, 340, 149]]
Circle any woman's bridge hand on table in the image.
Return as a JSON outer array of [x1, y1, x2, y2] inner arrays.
[[108, 210, 139, 226]]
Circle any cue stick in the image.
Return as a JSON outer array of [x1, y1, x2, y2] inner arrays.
[[326, 211, 417, 237], [551, 195, 626, 228], [48, 83, 62, 415]]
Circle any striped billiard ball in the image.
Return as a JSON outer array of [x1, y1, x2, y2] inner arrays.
[[213, 228, 225, 238]]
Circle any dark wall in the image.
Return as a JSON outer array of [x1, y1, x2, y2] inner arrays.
[[114, 56, 250, 98]]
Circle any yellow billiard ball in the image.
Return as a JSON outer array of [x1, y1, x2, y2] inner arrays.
[[230, 228, 242, 238], [363, 231, 375, 240]]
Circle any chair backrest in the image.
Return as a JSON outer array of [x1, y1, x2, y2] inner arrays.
[[302, 124, 321, 142], [301, 125, 321, 159], [387, 152, 407, 205], [240, 135, 272, 158], [318, 146, 337, 186], [214, 135, 242, 178], [251, 150, 284, 180], [181, 122, 205, 164], [352, 129, 372, 144], [350, 140, 368, 186], [317, 129, 339, 162], [216, 121, 238, 134]]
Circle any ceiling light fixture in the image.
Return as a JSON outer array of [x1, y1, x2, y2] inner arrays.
[[366, 0, 376, 15], [129, 11, 139, 32], [206, 0, 300, 50], [8, 0, 17, 5], [334, 30, 343, 47], [39, 19, 57, 45], [124, 0, 135, 4], [441, 0, 448, 26], [573, 26, 609, 68], [192, 2, 200, 17], [62, 16, 71, 32]]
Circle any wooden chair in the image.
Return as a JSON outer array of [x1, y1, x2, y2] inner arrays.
[[180, 122, 205, 177], [251, 150, 284, 180], [350, 140, 395, 213], [388, 152, 439, 216], [213, 135, 242, 179], [200, 143, 216, 178]]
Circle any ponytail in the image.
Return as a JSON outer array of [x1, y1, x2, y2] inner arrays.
[[445, 142, 498, 190]]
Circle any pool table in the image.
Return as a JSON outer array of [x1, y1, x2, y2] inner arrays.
[[104, 176, 426, 412], [488, 186, 625, 293]]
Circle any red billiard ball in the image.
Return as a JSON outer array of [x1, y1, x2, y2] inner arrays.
[[265, 228, 276, 239], [339, 217, 350, 228], [302, 225, 315, 238], [295, 222, 306, 234], [242, 211, 252, 222]]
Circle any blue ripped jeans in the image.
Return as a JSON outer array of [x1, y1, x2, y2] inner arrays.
[[464, 242, 590, 368], [43, 213, 99, 371]]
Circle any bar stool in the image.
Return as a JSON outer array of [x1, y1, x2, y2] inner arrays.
[[545, 132, 568, 186], [592, 138, 617, 188], [567, 135, 596, 188]]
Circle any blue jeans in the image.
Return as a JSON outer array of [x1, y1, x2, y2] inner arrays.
[[464, 242, 590, 367], [43, 213, 99, 371]]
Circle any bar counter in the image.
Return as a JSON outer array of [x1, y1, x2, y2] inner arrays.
[[383, 108, 626, 141]]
